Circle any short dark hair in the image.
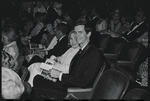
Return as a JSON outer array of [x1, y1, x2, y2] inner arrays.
[[75, 21, 92, 34], [56, 23, 69, 35]]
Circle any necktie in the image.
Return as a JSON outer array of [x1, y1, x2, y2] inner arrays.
[[69, 49, 82, 73]]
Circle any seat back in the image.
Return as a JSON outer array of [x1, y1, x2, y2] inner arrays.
[[92, 61, 106, 89], [98, 34, 112, 52], [66, 61, 106, 99], [118, 42, 145, 62], [123, 88, 147, 99], [91, 69, 129, 99], [104, 37, 126, 55]]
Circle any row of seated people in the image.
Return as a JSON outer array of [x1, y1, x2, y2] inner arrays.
[[1, 21, 148, 99], [2, 59, 148, 99], [1, 2, 148, 100]]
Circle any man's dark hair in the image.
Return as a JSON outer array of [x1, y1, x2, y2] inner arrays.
[[75, 21, 92, 34], [56, 23, 69, 35]]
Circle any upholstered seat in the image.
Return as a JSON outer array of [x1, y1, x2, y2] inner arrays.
[[123, 88, 147, 99], [91, 69, 129, 99], [98, 34, 112, 53], [116, 42, 146, 81], [104, 37, 127, 68]]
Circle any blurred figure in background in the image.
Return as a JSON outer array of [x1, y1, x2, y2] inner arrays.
[[2, 67, 25, 99], [122, 7, 148, 42], [2, 27, 19, 61]]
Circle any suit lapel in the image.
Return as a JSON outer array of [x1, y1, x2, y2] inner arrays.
[[79, 43, 91, 58], [69, 43, 91, 73]]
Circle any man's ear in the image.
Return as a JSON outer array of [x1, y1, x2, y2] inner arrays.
[[87, 32, 91, 38]]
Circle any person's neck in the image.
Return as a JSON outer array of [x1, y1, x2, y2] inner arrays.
[[80, 40, 89, 50]]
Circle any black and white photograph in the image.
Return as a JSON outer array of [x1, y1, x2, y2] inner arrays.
[[1, 0, 148, 100]]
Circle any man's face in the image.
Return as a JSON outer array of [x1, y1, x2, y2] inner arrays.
[[135, 11, 145, 24], [54, 28, 60, 39], [74, 25, 90, 45]]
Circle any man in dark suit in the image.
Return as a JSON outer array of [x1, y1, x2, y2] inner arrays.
[[27, 23, 69, 66], [45, 23, 69, 58], [122, 7, 148, 42], [30, 22, 105, 98], [46, 2, 62, 24], [89, 7, 100, 31]]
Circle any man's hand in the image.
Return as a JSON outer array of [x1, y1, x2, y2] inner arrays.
[[50, 68, 61, 78], [45, 58, 55, 65]]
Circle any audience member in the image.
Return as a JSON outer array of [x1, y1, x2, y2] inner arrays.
[[46, 2, 63, 24], [117, 12, 133, 36], [62, 11, 74, 29], [30, 22, 104, 99], [27, 23, 70, 66], [95, 10, 107, 34], [33, 2, 47, 18], [89, 7, 100, 31], [108, 8, 122, 36], [122, 7, 148, 42], [2, 27, 19, 60], [76, 7, 89, 24], [2, 67, 25, 99]]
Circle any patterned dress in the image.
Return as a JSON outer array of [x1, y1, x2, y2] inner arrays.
[[136, 58, 148, 87], [2, 50, 18, 72]]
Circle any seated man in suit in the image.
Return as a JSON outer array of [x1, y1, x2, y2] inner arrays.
[[27, 23, 69, 66], [30, 22, 105, 98], [122, 7, 148, 42]]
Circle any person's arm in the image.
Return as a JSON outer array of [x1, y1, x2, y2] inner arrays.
[[102, 20, 107, 31]]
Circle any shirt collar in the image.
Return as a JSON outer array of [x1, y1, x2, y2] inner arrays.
[[4, 41, 16, 47], [92, 16, 98, 20], [59, 35, 66, 41], [54, 7, 58, 13], [81, 42, 89, 50]]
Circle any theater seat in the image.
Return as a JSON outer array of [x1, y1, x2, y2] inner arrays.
[[98, 34, 112, 53], [91, 69, 129, 99], [116, 42, 146, 81], [66, 62, 106, 99], [123, 88, 147, 99], [104, 37, 127, 68]]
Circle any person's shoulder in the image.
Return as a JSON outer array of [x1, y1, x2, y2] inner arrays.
[[90, 44, 99, 53]]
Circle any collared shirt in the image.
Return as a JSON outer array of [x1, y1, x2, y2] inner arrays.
[[59, 35, 66, 42], [127, 21, 145, 35], [3, 41, 16, 48], [92, 16, 98, 20], [54, 7, 58, 15], [81, 41, 89, 50]]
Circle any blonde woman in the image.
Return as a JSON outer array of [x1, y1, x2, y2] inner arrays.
[[27, 30, 80, 87]]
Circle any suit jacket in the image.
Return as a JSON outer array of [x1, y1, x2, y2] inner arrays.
[[46, 6, 60, 24], [61, 43, 104, 88], [122, 21, 148, 42], [45, 35, 69, 58], [30, 27, 46, 44]]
